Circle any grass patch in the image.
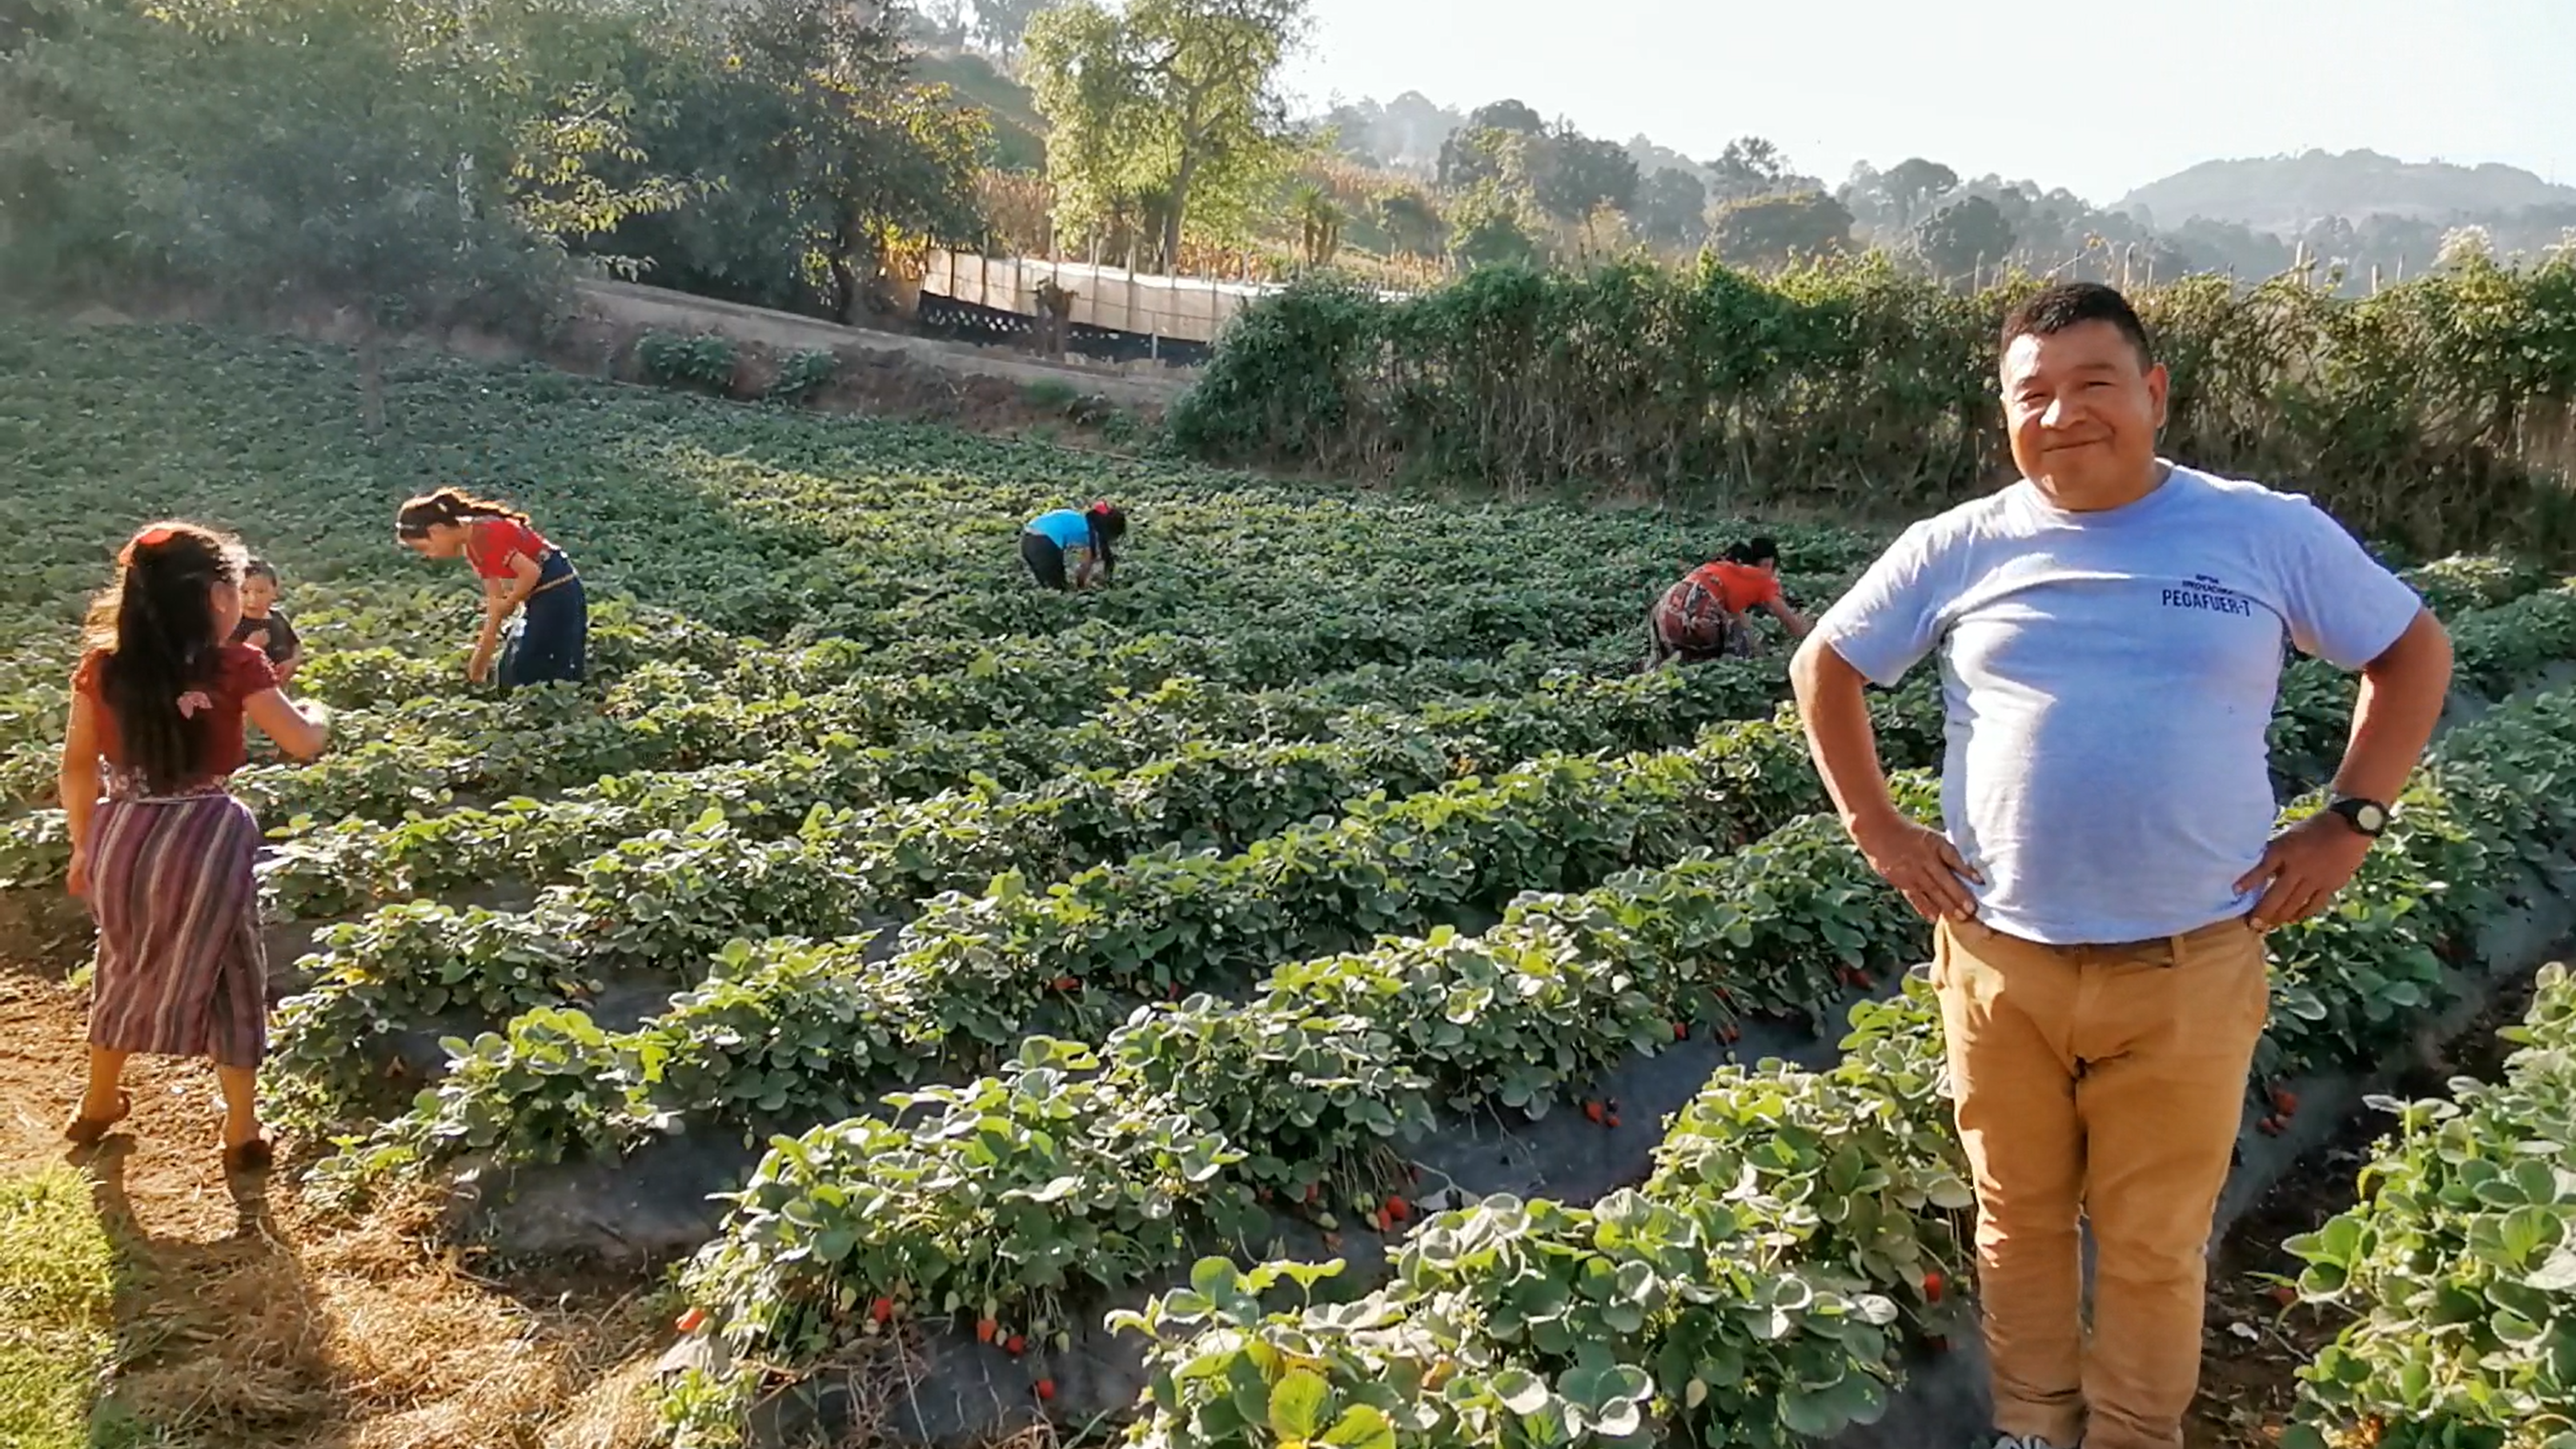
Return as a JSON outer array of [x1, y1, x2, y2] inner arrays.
[[0, 1163, 117, 1449]]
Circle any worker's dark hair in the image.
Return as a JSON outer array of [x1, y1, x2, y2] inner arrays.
[[82, 523, 248, 793], [243, 557, 279, 584], [2001, 282, 2156, 370], [1086, 501, 1127, 579], [396, 487, 531, 540], [1719, 536, 1780, 567]]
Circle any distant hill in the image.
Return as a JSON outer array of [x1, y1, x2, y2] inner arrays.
[[2117, 149, 2576, 235]]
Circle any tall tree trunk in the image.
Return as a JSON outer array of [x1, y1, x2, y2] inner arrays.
[[1163, 150, 1199, 274]]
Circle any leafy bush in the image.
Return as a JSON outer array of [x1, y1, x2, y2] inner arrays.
[[1175, 254, 2576, 557], [638, 332, 740, 391], [763, 348, 838, 403]]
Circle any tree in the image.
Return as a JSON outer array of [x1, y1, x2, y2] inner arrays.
[[1707, 191, 1852, 270], [1377, 187, 1446, 258], [1025, 0, 1308, 271], [1707, 134, 1791, 202], [1290, 180, 1342, 266], [604, 0, 990, 320], [1447, 183, 1538, 269], [969, 0, 1046, 55], [1528, 128, 1636, 223], [1634, 166, 1708, 246], [1914, 194, 2015, 280], [1465, 98, 1544, 135], [1880, 157, 1960, 228], [0, 0, 685, 428]]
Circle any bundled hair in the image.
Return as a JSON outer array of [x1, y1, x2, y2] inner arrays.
[[396, 487, 531, 539], [84, 523, 247, 793]]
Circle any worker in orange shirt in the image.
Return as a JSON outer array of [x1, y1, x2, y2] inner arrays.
[[1647, 537, 1812, 667]]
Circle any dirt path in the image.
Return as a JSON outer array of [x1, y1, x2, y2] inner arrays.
[[0, 964, 666, 1449]]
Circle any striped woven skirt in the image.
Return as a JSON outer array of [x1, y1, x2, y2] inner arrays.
[[85, 790, 269, 1068]]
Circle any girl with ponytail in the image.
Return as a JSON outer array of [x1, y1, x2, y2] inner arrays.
[[396, 487, 588, 688], [60, 523, 330, 1172]]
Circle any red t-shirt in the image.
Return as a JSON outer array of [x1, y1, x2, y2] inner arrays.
[[1684, 561, 1782, 615], [73, 644, 277, 787], [465, 516, 552, 581]]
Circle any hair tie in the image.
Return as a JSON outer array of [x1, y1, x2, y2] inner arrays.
[[176, 690, 213, 720], [118, 524, 177, 567]]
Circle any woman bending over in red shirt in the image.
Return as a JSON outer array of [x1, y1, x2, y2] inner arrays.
[[61, 523, 331, 1173], [1647, 536, 1812, 668], [395, 488, 588, 688]]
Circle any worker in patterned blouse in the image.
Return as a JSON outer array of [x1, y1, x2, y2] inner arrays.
[[1647, 536, 1812, 667], [1021, 500, 1128, 592]]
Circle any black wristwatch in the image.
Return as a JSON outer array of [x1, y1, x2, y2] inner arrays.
[[2326, 796, 2390, 839]]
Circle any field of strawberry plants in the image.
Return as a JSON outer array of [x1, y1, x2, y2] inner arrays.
[[6, 319, 2576, 1449]]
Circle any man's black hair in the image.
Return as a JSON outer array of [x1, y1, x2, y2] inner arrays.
[[2001, 282, 2156, 370]]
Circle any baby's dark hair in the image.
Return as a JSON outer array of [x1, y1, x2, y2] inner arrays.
[[396, 487, 530, 540], [243, 558, 279, 584], [82, 523, 247, 793]]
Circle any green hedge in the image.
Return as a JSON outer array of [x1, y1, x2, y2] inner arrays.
[[1172, 254, 2576, 560]]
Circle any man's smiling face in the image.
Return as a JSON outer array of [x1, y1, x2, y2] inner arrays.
[[2000, 317, 2170, 510]]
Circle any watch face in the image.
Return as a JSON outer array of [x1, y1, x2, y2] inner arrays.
[[2344, 801, 2387, 833]]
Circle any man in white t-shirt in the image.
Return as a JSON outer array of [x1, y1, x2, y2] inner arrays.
[[1790, 283, 2454, 1449]]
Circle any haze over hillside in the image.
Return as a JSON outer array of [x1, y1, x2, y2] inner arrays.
[[2118, 149, 2576, 235]]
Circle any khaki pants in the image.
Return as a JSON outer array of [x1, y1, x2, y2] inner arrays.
[[1932, 915, 2270, 1449]]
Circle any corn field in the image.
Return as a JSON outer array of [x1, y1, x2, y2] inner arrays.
[[1170, 251, 2576, 557]]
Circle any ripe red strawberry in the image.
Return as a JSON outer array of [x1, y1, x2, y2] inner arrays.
[[1607, 1114, 1622, 1129], [1673, 1022, 1688, 1041], [869, 1297, 894, 1324], [1583, 1101, 1605, 1124], [1036, 1377, 1057, 1402], [2257, 1116, 2284, 1137], [1722, 1025, 1742, 1044], [1374, 1208, 1392, 1231], [976, 1318, 998, 1344], [2271, 1284, 2299, 1308], [1923, 1270, 1944, 1303], [2271, 1086, 2301, 1117], [675, 1307, 708, 1334], [1005, 1334, 1026, 1356], [1385, 1195, 1410, 1222], [1054, 976, 1079, 992]]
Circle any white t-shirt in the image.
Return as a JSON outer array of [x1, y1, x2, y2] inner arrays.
[[1815, 464, 2423, 945]]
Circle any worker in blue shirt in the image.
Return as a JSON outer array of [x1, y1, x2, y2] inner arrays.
[[1021, 501, 1127, 591]]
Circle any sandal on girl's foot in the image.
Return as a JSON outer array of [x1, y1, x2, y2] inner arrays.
[[64, 1090, 133, 1146], [222, 1138, 273, 1174]]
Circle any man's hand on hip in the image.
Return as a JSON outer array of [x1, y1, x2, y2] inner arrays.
[[2237, 811, 2374, 931], [1851, 810, 1984, 923]]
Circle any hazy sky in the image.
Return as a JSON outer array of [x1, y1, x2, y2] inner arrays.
[[1285, 0, 2574, 205]]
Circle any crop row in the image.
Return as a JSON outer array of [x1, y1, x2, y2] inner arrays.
[[646, 680, 2576, 1443], [0, 628, 1655, 891], [266, 688, 1945, 1134], [2282, 963, 2576, 1447], [251, 655, 1801, 921]]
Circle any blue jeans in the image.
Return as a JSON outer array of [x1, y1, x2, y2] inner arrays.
[[500, 553, 586, 688]]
